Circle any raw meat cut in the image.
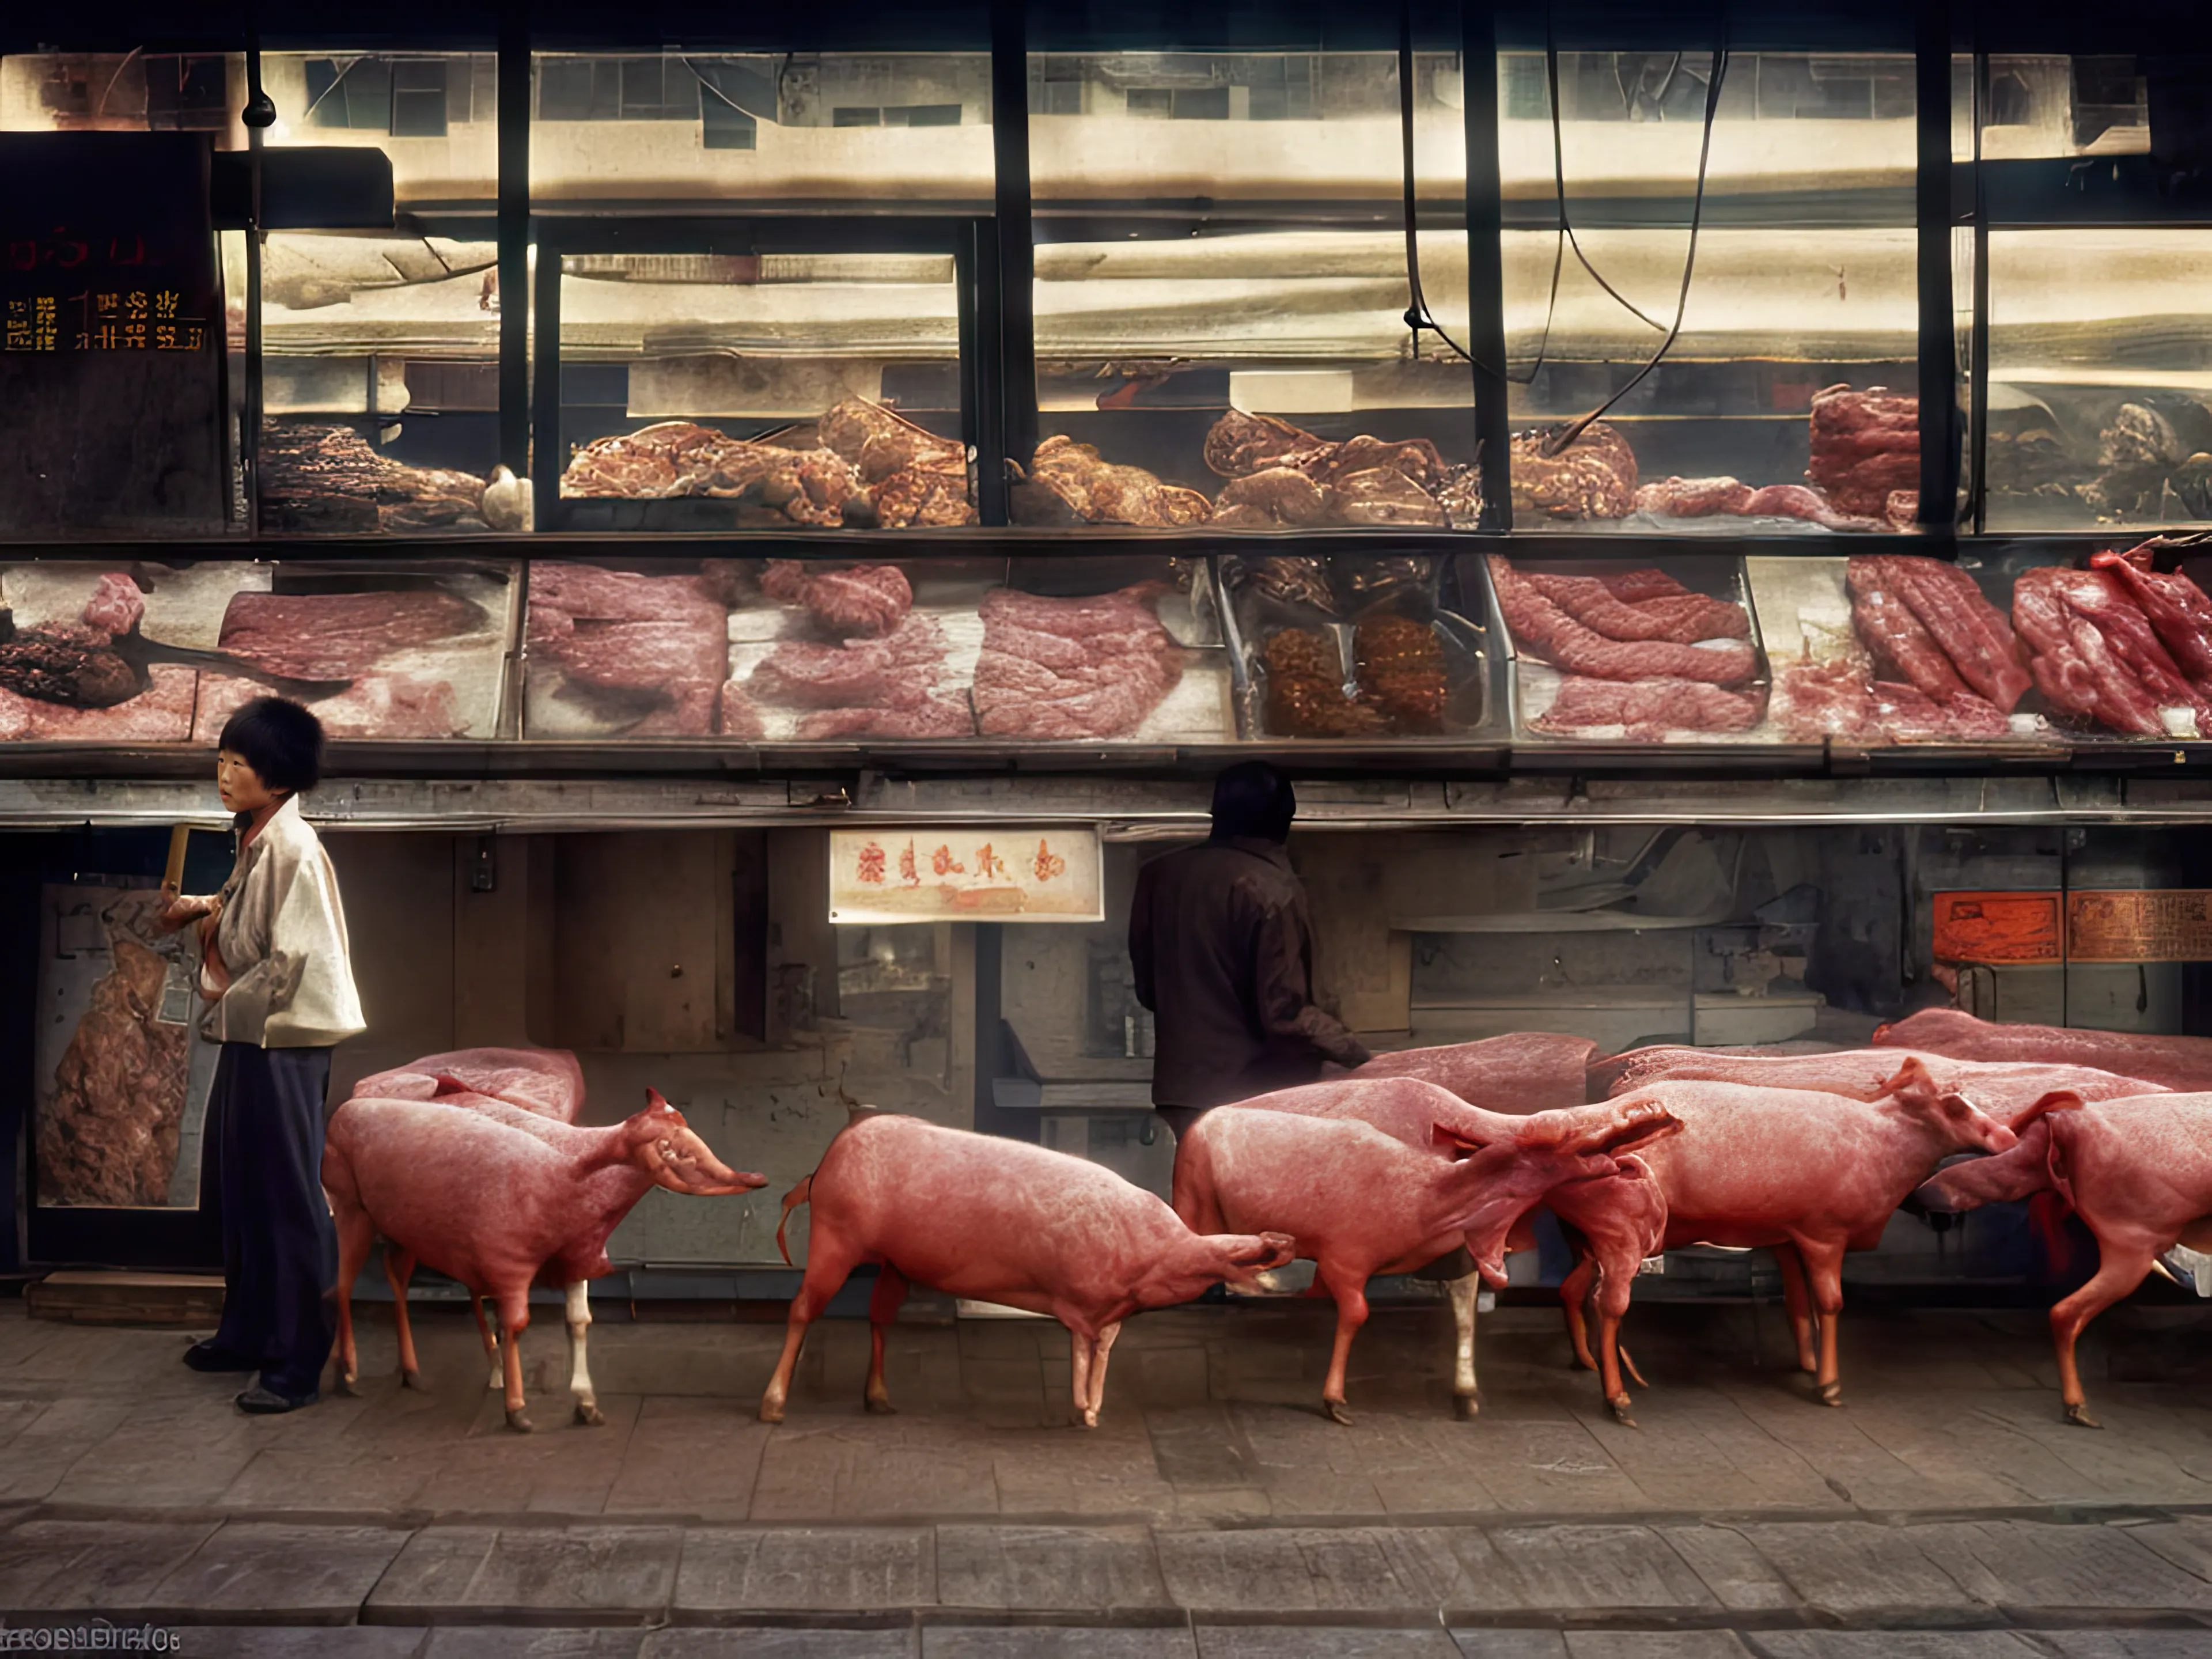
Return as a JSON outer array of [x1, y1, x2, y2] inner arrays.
[[718, 681, 766, 740], [194, 671, 466, 742], [2012, 565, 2208, 736], [1173, 1096, 1677, 1422], [751, 638, 893, 707], [529, 563, 729, 737], [814, 399, 978, 527], [1846, 556, 2030, 712], [1872, 1007, 2212, 1093], [1596, 1044, 2168, 1117], [760, 1111, 1291, 1426], [1601, 569, 1692, 603], [81, 574, 146, 639], [1741, 484, 1884, 531], [1633, 476, 1755, 517], [217, 590, 482, 681], [1509, 422, 1638, 520], [1490, 558, 1756, 686], [2090, 543, 2212, 685], [1533, 675, 1764, 740], [759, 560, 912, 638], [560, 422, 865, 526], [1773, 655, 2011, 745], [1620, 1059, 2016, 1404], [1915, 1090, 2212, 1425], [37, 895, 187, 1206], [328, 1088, 763, 1431], [1523, 573, 1751, 643], [794, 698, 974, 740], [1346, 1033, 1602, 1112], [1809, 385, 1918, 517], [1014, 436, 1212, 528], [1885, 490, 1919, 528], [972, 585, 1184, 740], [0, 664, 197, 742], [749, 613, 969, 738]]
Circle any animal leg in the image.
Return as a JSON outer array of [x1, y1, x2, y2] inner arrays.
[[471, 1295, 502, 1392], [1069, 1327, 1093, 1427], [1559, 1253, 1600, 1373], [1083, 1322, 1122, 1429], [760, 1238, 861, 1425], [385, 1248, 423, 1388], [1597, 1307, 1635, 1426], [2052, 1239, 2158, 1430], [1446, 1272, 1481, 1419], [332, 1203, 372, 1396], [1774, 1244, 1818, 1374], [498, 1296, 534, 1433], [1318, 1261, 1371, 1426], [865, 1266, 909, 1415], [1797, 1239, 1848, 1407], [566, 1282, 603, 1427]]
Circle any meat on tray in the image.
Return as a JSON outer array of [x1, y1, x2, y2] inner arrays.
[[813, 399, 978, 529], [1809, 385, 1919, 518], [2091, 543, 2212, 684], [1012, 437, 1213, 528], [748, 613, 975, 740], [1632, 476, 1755, 518], [972, 585, 1184, 740], [1523, 572, 1751, 645], [1263, 629, 1388, 738], [217, 590, 483, 681], [82, 574, 146, 639], [760, 560, 912, 638], [1509, 422, 1638, 521], [561, 422, 865, 527], [2013, 564, 2211, 738], [1202, 414, 1453, 528], [1846, 555, 2031, 713], [194, 671, 466, 743], [257, 422, 493, 533], [529, 563, 737, 738], [1773, 656, 2009, 745], [1532, 676, 1764, 741], [1353, 616, 1449, 734], [1489, 557, 1756, 687], [751, 638, 893, 707], [0, 665, 196, 743]]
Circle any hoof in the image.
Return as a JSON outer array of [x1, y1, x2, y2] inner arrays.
[[504, 1408, 535, 1434], [574, 1401, 605, 1427], [400, 1368, 424, 1392], [865, 1395, 898, 1416], [759, 1399, 787, 1425], [1620, 1350, 1649, 1391], [1324, 1398, 1354, 1427], [336, 1373, 360, 1399], [1609, 1396, 1638, 1428], [1452, 1392, 1480, 1421], [1816, 1380, 1844, 1408], [2065, 1400, 2103, 1430], [1081, 1408, 1099, 1429]]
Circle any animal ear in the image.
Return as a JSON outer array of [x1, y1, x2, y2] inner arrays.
[[645, 1087, 678, 1116]]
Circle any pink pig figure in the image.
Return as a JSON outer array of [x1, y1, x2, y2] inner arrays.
[[759, 1111, 1293, 1429], [324, 1085, 764, 1431]]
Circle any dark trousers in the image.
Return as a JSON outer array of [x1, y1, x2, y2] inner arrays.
[[207, 1043, 336, 1397]]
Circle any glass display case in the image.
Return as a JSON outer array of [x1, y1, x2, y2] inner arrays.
[[1500, 50, 1920, 534], [1024, 50, 1478, 530]]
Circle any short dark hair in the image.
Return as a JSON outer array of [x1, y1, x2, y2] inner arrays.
[[1210, 760, 1296, 842], [218, 697, 325, 794]]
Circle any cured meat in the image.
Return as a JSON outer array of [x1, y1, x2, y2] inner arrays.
[[1346, 1032, 1601, 1113], [1885, 490, 1919, 529], [217, 591, 481, 680], [1872, 1007, 2212, 1094], [1596, 1044, 2168, 1118], [972, 585, 1183, 740], [81, 574, 146, 639], [528, 563, 730, 737], [560, 422, 865, 526], [1809, 385, 1918, 517], [1014, 436, 1212, 528], [759, 561, 913, 638], [1846, 556, 2030, 713], [0, 629, 141, 708], [1490, 558, 1755, 685], [1509, 423, 1638, 520], [812, 399, 976, 527], [0, 664, 197, 742], [257, 422, 491, 533], [1523, 572, 1751, 644], [37, 896, 187, 1206], [2090, 544, 2212, 685], [1533, 675, 1764, 741], [1600, 569, 1691, 603], [1633, 476, 1755, 518], [1352, 616, 1448, 734], [1263, 628, 1389, 738], [2013, 565, 2207, 737]]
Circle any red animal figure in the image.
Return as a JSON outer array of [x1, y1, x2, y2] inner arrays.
[[1173, 1097, 1679, 1424], [1343, 1033, 1601, 1112], [1596, 1044, 2167, 1115], [1219, 1076, 1672, 1422], [1621, 1057, 2016, 1406], [760, 1112, 1291, 1429], [1873, 1008, 2212, 1094], [349, 1047, 585, 1121], [1916, 1090, 2212, 1427], [325, 1087, 763, 1431]]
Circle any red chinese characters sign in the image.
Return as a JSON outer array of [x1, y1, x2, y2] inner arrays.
[[1934, 889, 2212, 964], [830, 828, 1103, 923]]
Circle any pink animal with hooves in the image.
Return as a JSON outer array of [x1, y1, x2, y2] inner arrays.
[[1172, 1092, 1680, 1425], [325, 1080, 763, 1431], [1873, 1008, 2212, 1094], [759, 1111, 1292, 1429]]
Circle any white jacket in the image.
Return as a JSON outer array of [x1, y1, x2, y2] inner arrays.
[[188, 796, 366, 1048]]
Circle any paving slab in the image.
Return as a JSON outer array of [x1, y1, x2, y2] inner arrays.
[[1656, 1527, 1799, 1615], [1906, 1518, 2212, 1613], [1197, 1630, 1460, 1659], [645, 1634, 918, 1658], [1479, 1525, 1719, 1617], [1157, 1527, 1472, 1613], [1747, 1637, 2043, 1658], [0, 1518, 220, 1610], [116, 1628, 426, 1658], [146, 1521, 412, 1624], [935, 1524, 1169, 1612], [1562, 1638, 1755, 1659], [1448, 1635, 1570, 1659], [423, 1633, 646, 1658], [366, 1525, 682, 1623], [931, 1631, 1199, 1659], [1735, 1522, 1987, 1622], [674, 1526, 934, 1614], [2032, 1635, 2212, 1658]]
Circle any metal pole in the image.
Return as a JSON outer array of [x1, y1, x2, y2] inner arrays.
[[1915, 2, 1960, 543], [498, 3, 530, 479], [1461, 0, 1511, 530]]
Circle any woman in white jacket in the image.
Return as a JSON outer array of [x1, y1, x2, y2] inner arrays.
[[160, 697, 365, 1414]]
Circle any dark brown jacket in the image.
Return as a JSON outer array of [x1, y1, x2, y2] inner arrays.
[[1128, 836, 1370, 1110]]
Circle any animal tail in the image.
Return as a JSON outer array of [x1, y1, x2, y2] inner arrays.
[[2012, 1088, 2086, 1135], [2044, 1109, 2081, 1213], [776, 1176, 813, 1267]]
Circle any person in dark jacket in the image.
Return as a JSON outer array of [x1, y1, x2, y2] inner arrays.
[[1128, 761, 1370, 1140]]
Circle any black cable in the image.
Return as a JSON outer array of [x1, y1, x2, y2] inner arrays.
[[1397, 22, 1475, 367], [1547, 35, 1669, 334]]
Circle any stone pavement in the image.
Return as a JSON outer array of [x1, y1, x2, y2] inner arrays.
[[6, 1296, 2212, 1653]]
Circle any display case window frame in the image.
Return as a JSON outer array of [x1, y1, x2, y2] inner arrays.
[[528, 215, 998, 532]]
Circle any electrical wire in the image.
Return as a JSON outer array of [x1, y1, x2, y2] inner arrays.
[[1396, 26, 1475, 367]]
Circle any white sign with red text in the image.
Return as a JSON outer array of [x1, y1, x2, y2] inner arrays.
[[828, 827, 1104, 924]]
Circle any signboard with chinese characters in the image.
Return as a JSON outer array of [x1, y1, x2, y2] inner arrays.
[[1933, 889, 2212, 965], [828, 828, 1104, 924], [0, 133, 224, 534]]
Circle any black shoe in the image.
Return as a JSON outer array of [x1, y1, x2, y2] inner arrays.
[[236, 1384, 318, 1414], [183, 1340, 255, 1373]]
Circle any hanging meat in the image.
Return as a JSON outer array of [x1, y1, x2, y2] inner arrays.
[[813, 399, 978, 528], [1807, 385, 1919, 518], [1508, 422, 1638, 520], [1012, 435, 1213, 528], [561, 422, 868, 527]]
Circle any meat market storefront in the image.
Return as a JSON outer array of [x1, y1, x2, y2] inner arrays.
[[6, 0, 2212, 1327]]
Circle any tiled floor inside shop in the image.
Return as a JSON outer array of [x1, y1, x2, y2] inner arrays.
[[5, 1291, 2212, 1654]]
